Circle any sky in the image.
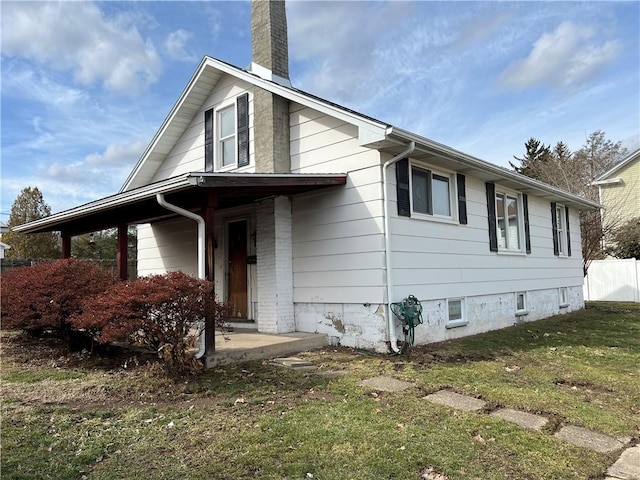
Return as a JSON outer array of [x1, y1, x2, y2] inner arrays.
[[1, 0, 639, 218]]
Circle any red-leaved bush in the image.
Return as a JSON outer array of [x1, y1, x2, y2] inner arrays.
[[1, 259, 114, 346], [70, 271, 228, 372]]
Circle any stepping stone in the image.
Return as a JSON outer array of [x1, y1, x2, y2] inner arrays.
[[555, 425, 625, 454], [423, 390, 486, 412], [358, 376, 412, 392], [272, 357, 316, 370], [606, 445, 640, 480], [490, 408, 548, 431]]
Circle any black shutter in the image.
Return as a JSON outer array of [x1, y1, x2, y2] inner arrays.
[[396, 158, 411, 217], [523, 194, 531, 254], [551, 202, 559, 255], [565, 206, 571, 256], [486, 182, 498, 252], [456, 173, 467, 225], [237, 93, 250, 167], [204, 108, 214, 172]]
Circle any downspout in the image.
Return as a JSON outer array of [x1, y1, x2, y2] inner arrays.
[[382, 141, 415, 353], [156, 193, 207, 358]]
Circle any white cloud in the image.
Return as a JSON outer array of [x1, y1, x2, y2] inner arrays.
[[1, 1, 162, 94], [500, 22, 620, 90], [165, 29, 197, 62]]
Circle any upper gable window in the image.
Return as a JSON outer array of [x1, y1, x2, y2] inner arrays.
[[204, 93, 249, 172], [218, 105, 236, 168]]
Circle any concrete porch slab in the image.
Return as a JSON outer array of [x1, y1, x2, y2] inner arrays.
[[205, 332, 328, 367]]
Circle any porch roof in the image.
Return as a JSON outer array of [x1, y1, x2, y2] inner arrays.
[[13, 172, 347, 236]]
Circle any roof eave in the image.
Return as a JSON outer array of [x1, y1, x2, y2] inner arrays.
[[386, 127, 600, 210]]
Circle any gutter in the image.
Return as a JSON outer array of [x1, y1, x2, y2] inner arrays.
[[382, 141, 415, 354], [386, 127, 600, 210], [155, 193, 207, 359]]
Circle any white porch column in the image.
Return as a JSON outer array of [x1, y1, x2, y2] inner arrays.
[[256, 196, 295, 333]]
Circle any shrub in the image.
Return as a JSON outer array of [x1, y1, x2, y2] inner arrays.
[[71, 271, 228, 373], [1, 259, 114, 347]]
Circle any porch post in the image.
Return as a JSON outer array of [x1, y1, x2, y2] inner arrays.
[[116, 224, 128, 281], [203, 191, 218, 355], [61, 234, 71, 259]]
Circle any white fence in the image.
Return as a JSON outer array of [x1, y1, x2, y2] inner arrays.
[[584, 259, 640, 302]]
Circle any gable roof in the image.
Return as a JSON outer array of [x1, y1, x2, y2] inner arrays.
[[121, 57, 388, 191], [122, 55, 598, 211], [593, 149, 640, 184]]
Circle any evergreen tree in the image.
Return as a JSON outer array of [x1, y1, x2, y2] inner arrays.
[[3, 187, 60, 259]]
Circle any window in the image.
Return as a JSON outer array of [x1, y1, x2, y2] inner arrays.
[[496, 192, 521, 251], [559, 287, 569, 307], [410, 166, 453, 218], [446, 298, 467, 328], [486, 183, 531, 254], [551, 203, 571, 257], [204, 93, 249, 172], [516, 291, 527, 313], [397, 160, 467, 224], [218, 106, 236, 167]]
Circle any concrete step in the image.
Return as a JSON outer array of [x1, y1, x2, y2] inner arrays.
[[205, 332, 328, 368]]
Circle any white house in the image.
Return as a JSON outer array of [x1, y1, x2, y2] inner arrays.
[[15, 1, 598, 361]]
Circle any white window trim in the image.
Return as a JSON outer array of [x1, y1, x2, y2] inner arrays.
[[215, 100, 238, 172], [515, 291, 529, 315], [409, 160, 458, 223], [559, 287, 569, 307], [495, 188, 525, 253], [556, 204, 568, 257], [446, 297, 468, 329]]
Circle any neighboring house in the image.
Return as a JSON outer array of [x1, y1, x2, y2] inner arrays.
[[0, 242, 10, 260], [14, 1, 598, 361], [593, 149, 640, 227]]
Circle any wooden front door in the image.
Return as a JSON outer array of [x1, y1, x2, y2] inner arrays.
[[227, 220, 248, 319]]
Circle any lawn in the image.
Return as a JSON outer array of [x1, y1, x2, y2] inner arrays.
[[2, 302, 639, 480]]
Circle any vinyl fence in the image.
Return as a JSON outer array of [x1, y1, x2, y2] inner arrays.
[[583, 258, 640, 302]]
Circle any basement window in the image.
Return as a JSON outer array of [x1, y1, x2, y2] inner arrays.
[[516, 291, 528, 315], [446, 298, 467, 329], [559, 287, 569, 307]]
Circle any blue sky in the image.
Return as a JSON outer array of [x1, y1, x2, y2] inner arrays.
[[1, 1, 639, 217]]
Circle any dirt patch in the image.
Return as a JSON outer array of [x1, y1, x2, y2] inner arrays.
[[554, 379, 615, 394]]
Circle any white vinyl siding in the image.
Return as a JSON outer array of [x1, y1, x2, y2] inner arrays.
[[290, 103, 386, 304], [389, 174, 585, 302]]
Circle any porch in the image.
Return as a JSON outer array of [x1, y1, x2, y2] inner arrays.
[[206, 331, 328, 367]]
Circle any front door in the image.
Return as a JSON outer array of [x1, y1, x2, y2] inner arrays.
[[227, 220, 248, 319]]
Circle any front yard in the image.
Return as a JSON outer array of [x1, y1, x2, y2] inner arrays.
[[2, 302, 639, 479]]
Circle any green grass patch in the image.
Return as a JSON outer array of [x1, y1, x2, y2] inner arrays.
[[1, 303, 638, 480]]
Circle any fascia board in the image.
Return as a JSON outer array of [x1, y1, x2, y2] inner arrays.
[[15, 175, 192, 234], [593, 149, 640, 183], [387, 127, 600, 210], [120, 58, 212, 193]]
